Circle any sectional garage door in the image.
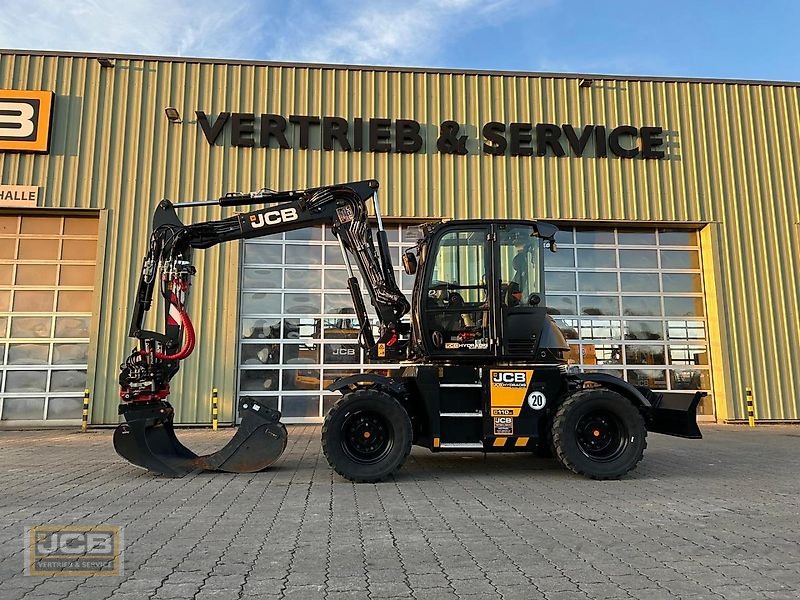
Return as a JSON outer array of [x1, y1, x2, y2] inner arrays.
[[0, 215, 98, 422], [239, 224, 713, 423], [545, 227, 712, 416]]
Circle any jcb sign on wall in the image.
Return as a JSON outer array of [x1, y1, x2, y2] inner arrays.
[[0, 89, 54, 153]]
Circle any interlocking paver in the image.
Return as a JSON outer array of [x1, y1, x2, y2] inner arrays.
[[0, 424, 799, 599]]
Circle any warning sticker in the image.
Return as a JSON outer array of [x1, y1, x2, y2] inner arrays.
[[493, 416, 514, 436]]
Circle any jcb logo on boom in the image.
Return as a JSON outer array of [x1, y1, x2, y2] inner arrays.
[[0, 90, 54, 153], [492, 372, 526, 384], [249, 207, 299, 229]]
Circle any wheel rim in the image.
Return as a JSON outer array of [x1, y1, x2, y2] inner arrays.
[[341, 410, 394, 465], [575, 410, 628, 462]]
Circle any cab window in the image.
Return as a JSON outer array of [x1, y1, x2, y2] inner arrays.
[[498, 225, 541, 307], [424, 229, 490, 351]]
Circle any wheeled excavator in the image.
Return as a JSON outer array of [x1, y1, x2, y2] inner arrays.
[[115, 180, 703, 481]]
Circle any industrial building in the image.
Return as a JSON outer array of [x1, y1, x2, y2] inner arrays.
[[0, 49, 797, 425]]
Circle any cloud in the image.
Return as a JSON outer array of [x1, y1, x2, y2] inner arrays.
[[0, 0, 549, 66], [0, 0, 264, 59], [269, 0, 542, 66]]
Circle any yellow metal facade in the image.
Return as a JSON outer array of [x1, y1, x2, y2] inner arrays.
[[0, 50, 797, 423]]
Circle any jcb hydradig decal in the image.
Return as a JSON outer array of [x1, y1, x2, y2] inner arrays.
[[489, 369, 532, 418]]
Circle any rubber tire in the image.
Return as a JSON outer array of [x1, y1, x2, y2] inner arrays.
[[551, 388, 647, 480], [322, 389, 413, 483]]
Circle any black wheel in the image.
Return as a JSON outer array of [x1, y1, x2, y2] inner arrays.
[[551, 388, 646, 479], [322, 388, 412, 483]]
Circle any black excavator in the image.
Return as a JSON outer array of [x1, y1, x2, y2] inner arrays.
[[115, 179, 703, 481]]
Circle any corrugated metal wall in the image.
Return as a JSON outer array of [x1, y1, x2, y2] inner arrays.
[[0, 51, 798, 422]]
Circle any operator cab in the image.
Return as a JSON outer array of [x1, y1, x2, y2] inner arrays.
[[407, 220, 568, 361]]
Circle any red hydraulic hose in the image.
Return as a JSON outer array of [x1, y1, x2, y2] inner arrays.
[[153, 306, 195, 360]]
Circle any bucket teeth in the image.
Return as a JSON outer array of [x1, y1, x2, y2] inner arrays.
[[113, 399, 287, 476]]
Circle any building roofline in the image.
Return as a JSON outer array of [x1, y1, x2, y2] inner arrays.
[[3, 48, 800, 88]]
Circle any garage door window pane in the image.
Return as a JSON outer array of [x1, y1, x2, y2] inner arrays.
[[664, 297, 704, 317], [50, 370, 87, 392], [57, 290, 93, 312], [52, 343, 90, 365], [546, 295, 577, 315], [6, 370, 47, 392], [577, 249, 616, 268], [241, 318, 282, 339], [12, 317, 52, 337], [624, 320, 664, 340], [240, 343, 280, 365], [61, 239, 97, 260], [621, 273, 660, 292], [46, 397, 84, 419], [285, 269, 321, 289], [660, 250, 700, 269], [241, 293, 281, 314], [545, 271, 576, 291], [625, 345, 666, 365], [282, 370, 321, 391], [16, 264, 57, 286], [544, 249, 575, 268], [618, 231, 656, 245], [662, 273, 702, 293], [240, 369, 279, 392], [619, 250, 658, 269], [628, 369, 667, 389], [59, 265, 96, 286], [281, 395, 321, 418], [670, 370, 710, 390], [8, 344, 49, 364], [55, 317, 90, 338], [285, 245, 321, 265], [242, 268, 282, 289], [18, 239, 58, 260], [622, 296, 662, 316], [245, 245, 282, 264], [578, 272, 617, 292], [575, 230, 614, 245], [659, 230, 698, 246], [581, 296, 619, 316], [284, 293, 321, 314], [14, 290, 54, 312], [2, 398, 45, 420]]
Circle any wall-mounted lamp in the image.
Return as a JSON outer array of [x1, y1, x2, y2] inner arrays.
[[579, 78, 594, 88], [97, 57, 114, 68], [164, 107, 181, 122]]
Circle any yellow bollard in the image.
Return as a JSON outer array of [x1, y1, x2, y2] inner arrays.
[[212, 388, 218, 431], [81, 389, 90, 432], [745, 387, 755, 427]]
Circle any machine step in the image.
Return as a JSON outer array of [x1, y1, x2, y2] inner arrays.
[[439, 442, 484, 449], [440, 411, 483, 417]]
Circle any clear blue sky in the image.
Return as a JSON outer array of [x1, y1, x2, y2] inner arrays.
[[1, 0, 799, 81]]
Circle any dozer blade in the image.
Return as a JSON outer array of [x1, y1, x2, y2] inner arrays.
[[113, 399, 287, 477], [646, 391, 706, 439]]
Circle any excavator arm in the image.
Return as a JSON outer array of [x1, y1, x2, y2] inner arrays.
[[114, 180, 410, 476]]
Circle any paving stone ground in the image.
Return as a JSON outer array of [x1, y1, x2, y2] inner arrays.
[[0, 424, 798, 599]]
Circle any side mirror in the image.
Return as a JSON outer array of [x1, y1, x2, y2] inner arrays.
[[528, 293, 541, 306], [402, 250, 417, 275]]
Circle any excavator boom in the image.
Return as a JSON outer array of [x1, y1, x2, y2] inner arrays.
[[115, 180, 409, 476]]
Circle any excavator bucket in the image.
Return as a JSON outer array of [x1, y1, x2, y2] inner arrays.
[[113, 399, 287, 477]]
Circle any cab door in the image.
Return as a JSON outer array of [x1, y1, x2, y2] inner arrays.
[[494, 223, 548, 357], [419, 225, 495, 358]]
